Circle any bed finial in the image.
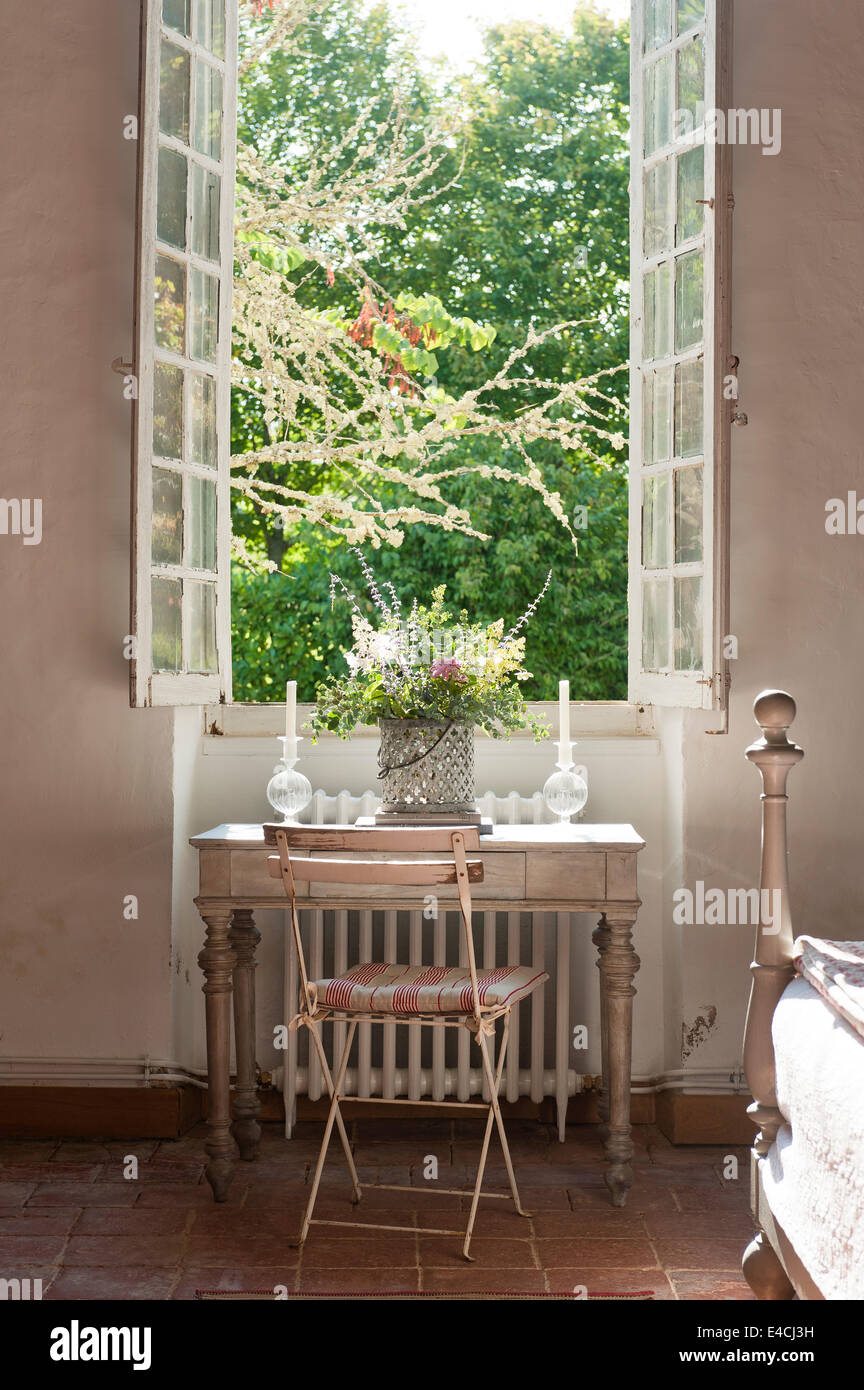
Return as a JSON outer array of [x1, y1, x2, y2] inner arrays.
[[752, 689, 797, 743], [743, 689, 803, 1160]]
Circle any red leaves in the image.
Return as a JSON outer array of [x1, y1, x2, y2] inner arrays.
[[252, 0, 276, 16], [347, 288, 377, 349], [346, 288, 429, 398]]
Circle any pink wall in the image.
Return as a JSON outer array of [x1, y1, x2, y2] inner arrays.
[[677, 0, 864, 1070], [0, 1, 175, 1059]]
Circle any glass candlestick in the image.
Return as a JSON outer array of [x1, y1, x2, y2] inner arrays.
[[542, 741, 588, 825], [266, 736, 312, 824]]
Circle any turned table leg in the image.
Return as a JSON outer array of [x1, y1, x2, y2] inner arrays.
[[598, 915, 640, 1207], [229, 909, 262, 1162], [197, 904, 238, 1202], [592, 917, 611, 1140]]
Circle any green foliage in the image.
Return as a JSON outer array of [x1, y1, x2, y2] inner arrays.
[[232, 0, 631, 703]]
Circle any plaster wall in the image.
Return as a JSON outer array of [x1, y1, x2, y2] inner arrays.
[[0, 0, 176, 1063], [676, 0, 864, 1072]]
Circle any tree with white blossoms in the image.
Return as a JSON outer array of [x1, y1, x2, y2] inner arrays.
[[232, 0, 627, 568]]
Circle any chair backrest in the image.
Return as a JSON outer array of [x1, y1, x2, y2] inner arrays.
[[266, 824, 485, 1020], [268, 856, 484, 886]]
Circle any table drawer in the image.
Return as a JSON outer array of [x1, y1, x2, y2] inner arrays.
[[229, 850, 309, 899], [524, 850, 606, 902]]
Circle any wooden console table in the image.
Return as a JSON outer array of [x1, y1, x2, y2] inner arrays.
[[190, 822, 644, 1205]]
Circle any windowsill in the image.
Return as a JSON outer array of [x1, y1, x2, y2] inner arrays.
[[200, 701, 659, 758]]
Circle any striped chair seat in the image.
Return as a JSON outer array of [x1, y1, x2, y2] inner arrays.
[[309, 962, 549, 1016]]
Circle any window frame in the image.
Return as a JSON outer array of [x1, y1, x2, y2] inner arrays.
[[628, 0, 733, 711], [131, 0, 238, 707], [130, 1, 732, 717]]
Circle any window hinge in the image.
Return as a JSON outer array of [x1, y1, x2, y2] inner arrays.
[[700, 671, 732, 691], [726, 354, 748, 425], [704, 671, 732, 736]]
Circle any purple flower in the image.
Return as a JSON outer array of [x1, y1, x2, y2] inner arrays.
[[430, 657, 466, 683]]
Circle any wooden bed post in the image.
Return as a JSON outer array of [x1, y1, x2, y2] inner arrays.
[[742, 690, 803, 1299], [743, 691, 803, 1154]]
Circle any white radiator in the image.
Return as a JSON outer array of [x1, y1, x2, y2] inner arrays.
[[278, 784, 588, 1142]]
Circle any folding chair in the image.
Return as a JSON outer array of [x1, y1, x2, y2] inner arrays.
[[267, 824, 549, 1261]]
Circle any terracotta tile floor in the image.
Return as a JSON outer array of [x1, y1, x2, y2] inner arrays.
[[0, 1122, 756, 1300]]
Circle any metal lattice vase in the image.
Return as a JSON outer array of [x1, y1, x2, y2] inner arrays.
[[377, 718, 475, 818]]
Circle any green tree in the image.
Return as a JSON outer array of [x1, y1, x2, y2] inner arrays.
[[232, 0, 630, 703]]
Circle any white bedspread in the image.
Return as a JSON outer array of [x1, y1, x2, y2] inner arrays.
[[763, 975, 864, 1299]]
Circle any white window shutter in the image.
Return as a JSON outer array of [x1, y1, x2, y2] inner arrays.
[[628, 0, 732, 710], [131, 0, 237, 706]]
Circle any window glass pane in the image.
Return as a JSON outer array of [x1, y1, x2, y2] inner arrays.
[[643, 472, 671, 570], [645, 159, 673, 257], [156, 146, 187, 250], [195, 0, 225, 58], [187, 581, 218, 671], [676, 143, 704, 244], [643, 261, 672, 360], [188, 371, 217, 468], [674, 248, 703, 351], [186, 476, 217, 570], [191, 164, 220, 262], [644, 53, 673, 156], [162, 0, 190, 36], [642, 577, 671, 671], [675, 465, 703, 562], [643, 366, 673, 465], [151, 576, 182, 671], [152, 467, 183, 565], [153, 361, 184, 458], [674, 357, 704, 457], [159, 40, 190, 143], [677, 0, 705, 34], [676, 35, 705, 137], [674, 575, 703, 670], [190, 268, 219, 363], [153, 255, 185, 353], [645, 0, 672, 51], [193, 60, 223, 160]]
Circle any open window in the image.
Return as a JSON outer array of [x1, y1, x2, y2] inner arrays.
[[131, 0, 238, 705], [129, 0, 731, 714], [628, 0, 732, 709]]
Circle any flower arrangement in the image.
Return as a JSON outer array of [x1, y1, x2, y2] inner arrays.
[[308, 554, 552, 741]]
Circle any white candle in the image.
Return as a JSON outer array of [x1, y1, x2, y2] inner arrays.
[[285, 680, 297, 742], [559, 678, 570, 750]]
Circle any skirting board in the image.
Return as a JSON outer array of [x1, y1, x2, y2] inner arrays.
[[0, 1086, 203, 1140], [287, 1092, 751, 1140], [655, 1092, 753, 1146], [0, 1086, 752, 1144], [284, 1093, 657, 1127]]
